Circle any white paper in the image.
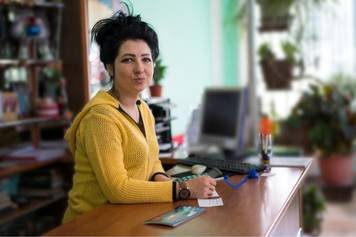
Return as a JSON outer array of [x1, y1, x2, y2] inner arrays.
[[210, 190, 219, 198], [261, 172, 276, 177], [198, 198, 224, 207]]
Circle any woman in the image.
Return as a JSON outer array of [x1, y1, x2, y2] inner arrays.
[[63, 5, 216, 223]]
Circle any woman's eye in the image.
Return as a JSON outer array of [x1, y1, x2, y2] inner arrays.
[[143, 57, 152, 63], [121, 58, 134, 63]]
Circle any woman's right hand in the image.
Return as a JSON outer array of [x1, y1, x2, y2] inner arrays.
[[186, 176, 217, 199]]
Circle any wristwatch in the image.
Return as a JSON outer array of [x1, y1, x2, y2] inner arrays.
[[178, 181, 191, 200]]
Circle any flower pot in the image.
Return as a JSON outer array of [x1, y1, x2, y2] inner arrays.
[[149, 85, 162, 97], [257, 0, 293, 32], [260, 59, 293, 90], [259, 14, 293, 32], [318, 153, 354, 187]]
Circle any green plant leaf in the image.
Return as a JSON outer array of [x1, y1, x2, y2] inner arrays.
[[153, 58, 167, 85]]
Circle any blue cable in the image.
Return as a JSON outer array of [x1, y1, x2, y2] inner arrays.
[[223, 169, 259, 189]]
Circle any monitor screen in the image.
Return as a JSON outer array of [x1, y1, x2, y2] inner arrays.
[[198, 87, 248, 154]]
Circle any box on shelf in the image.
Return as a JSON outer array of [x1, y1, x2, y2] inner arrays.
[[1, 92, 19, 122]]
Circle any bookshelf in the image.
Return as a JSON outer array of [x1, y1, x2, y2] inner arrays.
[[0, 1, 68, 146], [0, 191, 66, 226], [0, 116, 68, 129], [0, 151, 68, 179], [0, 1, 72, 235]]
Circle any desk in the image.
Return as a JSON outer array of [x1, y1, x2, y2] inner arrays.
[[46, 159, 311, 236]]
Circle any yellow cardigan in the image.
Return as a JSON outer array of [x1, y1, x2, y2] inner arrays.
[[63, 91, 173, 223]]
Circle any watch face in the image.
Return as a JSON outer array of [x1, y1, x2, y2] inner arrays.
[[179, 188, 190, 200]]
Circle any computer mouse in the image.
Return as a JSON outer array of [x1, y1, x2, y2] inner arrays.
[[191, 164, 207, 175]]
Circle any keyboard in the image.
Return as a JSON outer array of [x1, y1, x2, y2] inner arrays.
[[178, 155, 266, 174]]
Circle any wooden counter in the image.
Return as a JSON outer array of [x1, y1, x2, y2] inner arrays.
[[45, 161, 312, 236]]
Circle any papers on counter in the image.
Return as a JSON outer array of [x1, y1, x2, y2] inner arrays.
[[197, 191, 224, 207], [198, 198, 224, 207]]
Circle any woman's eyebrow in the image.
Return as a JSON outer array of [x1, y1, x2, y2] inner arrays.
[[120, 53, 136, 58], [120, 53, 151, 58]]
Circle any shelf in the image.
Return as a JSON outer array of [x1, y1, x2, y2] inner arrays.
[[0, 191, 66, 226], [0, 1, 64, 9], [155, 116, 177, 123], [0, 156, 66, 179], [146, 97, 170, 105], [0, 59, 62, 68], [0, 140, 70, 179], [155, 126, 170, 133], [0, 117, 69, 129]]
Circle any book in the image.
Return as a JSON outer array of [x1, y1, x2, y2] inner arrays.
[[2, 91, 19, 122], [4, 145, 65, 161], [18, 186, 64, 198], [144, 206, 204, 227]]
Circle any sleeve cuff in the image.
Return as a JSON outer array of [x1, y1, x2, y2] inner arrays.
[[172, 181, 177, 201], [150, 172, 169, 181]]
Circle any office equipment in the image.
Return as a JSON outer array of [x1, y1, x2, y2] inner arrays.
[[197, 87, 249, 157], [172, 173, 205, 182], [171, 167, 223, 182], [178, 155, 266, 174], [146, 98, 174, 153], [191, 164, 207, 175]]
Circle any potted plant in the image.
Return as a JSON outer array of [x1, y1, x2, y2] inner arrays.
[[149, 57, 167, 97], [257, 0, 294, 32], [286, 73, 356, 187], [236, 0, 330, 32], [303, 184, 326, 235], [258, 40, 299, 90]]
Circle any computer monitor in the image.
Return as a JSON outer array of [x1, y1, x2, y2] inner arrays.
[[198, 87, 249, 156]]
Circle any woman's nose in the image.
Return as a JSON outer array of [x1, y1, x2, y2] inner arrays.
[[134, 61, 144, 74]]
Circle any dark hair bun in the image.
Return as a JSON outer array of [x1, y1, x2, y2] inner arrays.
[[91, 4, 159, 66]]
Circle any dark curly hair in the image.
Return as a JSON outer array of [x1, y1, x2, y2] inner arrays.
[[91, 3, 159, 68]]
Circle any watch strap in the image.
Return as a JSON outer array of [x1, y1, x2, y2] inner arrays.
[[178, 181, 190, 200]]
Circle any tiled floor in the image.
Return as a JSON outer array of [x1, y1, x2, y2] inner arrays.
[[320, 189, 356, 236]]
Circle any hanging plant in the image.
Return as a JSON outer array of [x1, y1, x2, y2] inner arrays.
[[258, 41, 299, 90]]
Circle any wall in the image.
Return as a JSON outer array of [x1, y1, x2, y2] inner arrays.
[[132, 0, 241, 135], [221, 0, 239, 86]]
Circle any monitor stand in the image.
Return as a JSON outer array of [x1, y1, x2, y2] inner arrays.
[[187, 144, 222, 156], [222, 149, 234, 158]]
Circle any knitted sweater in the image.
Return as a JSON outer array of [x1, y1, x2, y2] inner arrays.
[[62, 91, 173, 223]]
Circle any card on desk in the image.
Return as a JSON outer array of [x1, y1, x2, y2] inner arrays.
[[144, 206, 205, 227]]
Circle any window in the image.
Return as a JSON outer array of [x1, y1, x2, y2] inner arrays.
[[256, 0, 356, 120]]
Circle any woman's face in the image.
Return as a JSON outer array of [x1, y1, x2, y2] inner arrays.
[[109, 39, 154, 96]]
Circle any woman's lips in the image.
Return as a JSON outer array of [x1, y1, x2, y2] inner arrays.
[[134, 78, 145, 84]]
